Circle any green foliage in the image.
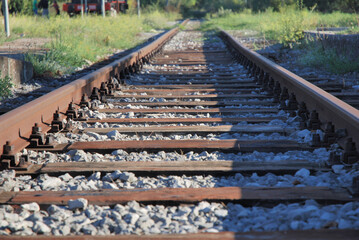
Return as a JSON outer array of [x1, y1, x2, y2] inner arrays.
[[196, 0, 245, 13], [298, 42, 359, 74], [21, 0, 34, 15], [25, 37, 84, 76], [216, 7, 233, 18], [7, 12, 178, 76], [245, 0, 359, 13], [276, 7, 305, 47], [303, 0, 359, 13], [0, 72, 13, 100], [7, 0, 24, 13], [142, 10, 178, 30], [204, 8, 359, 46]]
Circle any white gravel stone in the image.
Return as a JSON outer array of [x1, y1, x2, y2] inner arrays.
[[32, 222, 51, 234], [332, 165, 345, 173], [40, 176, 63, 190], [119, 172, 137, 183], [68, 198, 88, 210], [215, 209, 228, 218], [107, 130, 120, 139], [103, 170, 122, 182], [295, 168, 310, 179], [21, 203, 40, 212]]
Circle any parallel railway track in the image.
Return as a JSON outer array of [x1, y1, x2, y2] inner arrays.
[[0, 21, 359, 238]]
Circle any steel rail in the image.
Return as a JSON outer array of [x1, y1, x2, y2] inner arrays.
[[0, 20, 189, 156], [220, 30, 359, 152]]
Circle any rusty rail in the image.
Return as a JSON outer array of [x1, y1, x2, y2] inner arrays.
[[220, 30, 359, 152], [0, 20, 189, 156]]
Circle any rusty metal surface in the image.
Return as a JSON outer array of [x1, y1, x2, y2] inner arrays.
[[221, 30, 359, 151], [111, 100, 275, 107], [17, 160, 329, 175], [122, 88, 258, 94], [68, 139, 309, 152], [1, 187, 355, 206], [83, 125, 290, 134], [126, 84, 259, 88], [100, 108, 278, 114], [0, 20, 188, 155], [86, 117, 284, 124], [114, 94, 266, 99]]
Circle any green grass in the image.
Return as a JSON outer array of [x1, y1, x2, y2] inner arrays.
[[0, 11, 180, 77], [298, 41, 359, 74], [202, 8, 359, 73], [202, 8, 359, 47]]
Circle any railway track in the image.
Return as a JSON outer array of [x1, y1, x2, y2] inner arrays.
[[0, 20, 359, 238]]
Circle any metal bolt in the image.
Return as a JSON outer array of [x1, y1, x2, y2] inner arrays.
[[3, 141, 14, 155], [323, 122, 337, 145], [80, 94, 90, 108], [66, 102, 78, 120], [51, 110, 63, 132], [90, 87, 100, 101], [311, 134, 321, 147], [341, 138, 358, 164], [100, 82, 108, 96], [32, 123, 42, 134], [279, 87, 289, 102], [297, 102, 309, 121], [273, 82, 281, 103], [307, 110, 321, 130]]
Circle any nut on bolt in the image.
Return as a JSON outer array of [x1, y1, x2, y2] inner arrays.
[[1, 142, 17, 168], [3, 141, 14, 155], [341, 138, 359, 164], [29, 123, 45, 147]]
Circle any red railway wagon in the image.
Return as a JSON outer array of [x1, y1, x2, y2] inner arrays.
[[63, 0, 128, 16]]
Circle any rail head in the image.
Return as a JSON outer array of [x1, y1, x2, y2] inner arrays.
[[220, 29, 359, 152]]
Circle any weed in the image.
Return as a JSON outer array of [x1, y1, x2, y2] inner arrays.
[[203, 8, 359, 46], [298, 42, 359, 74], [6, 12, 180, 76], [276, 8, 304, 48], [0, 72, 13, 100]]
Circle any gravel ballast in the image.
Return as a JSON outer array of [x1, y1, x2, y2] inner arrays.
[[0, 200, 358, 236]]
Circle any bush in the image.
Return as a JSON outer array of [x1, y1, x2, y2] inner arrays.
[[276, 8, 305, 47], [0, 72, 13, 100]]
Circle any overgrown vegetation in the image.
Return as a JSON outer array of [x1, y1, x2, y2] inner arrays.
[[0, 72, 13, 100], [136, 0, 359, 15], [202, 4, 359, 73], [298, 41, 359, 74], [202, 7, 359, 47], [4, 11, 179, 76]]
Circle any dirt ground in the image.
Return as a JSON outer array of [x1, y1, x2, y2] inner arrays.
[[0, 37, 51, 60]]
